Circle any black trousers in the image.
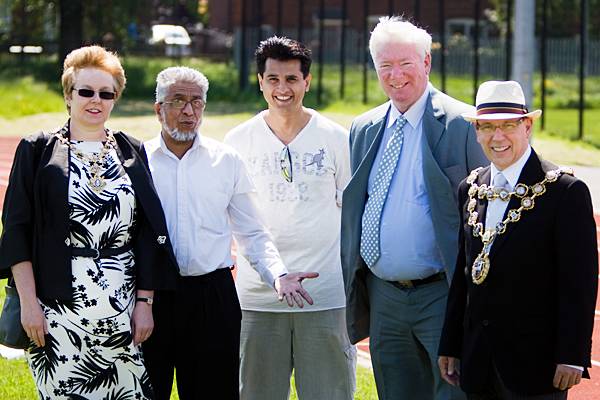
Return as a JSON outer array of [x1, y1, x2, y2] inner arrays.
[[467, 363, 568, 400], [143, 268, 242, 400]]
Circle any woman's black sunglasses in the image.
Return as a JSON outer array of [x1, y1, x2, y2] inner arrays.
[[72, 88, 116, 100]]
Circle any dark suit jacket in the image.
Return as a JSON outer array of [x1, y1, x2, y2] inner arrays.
[[340, 85, 488, 343], [439, 150, 598, 395], [0, 124, 179, 300]]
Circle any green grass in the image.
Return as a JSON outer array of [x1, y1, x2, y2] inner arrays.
[[0, 76, 65, 120], [2, 55, 600, 146], [0, 356, 38, 399]]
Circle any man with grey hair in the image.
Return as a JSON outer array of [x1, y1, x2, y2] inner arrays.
[[340, 17, 488, 399], [142, 66, 318, 400]]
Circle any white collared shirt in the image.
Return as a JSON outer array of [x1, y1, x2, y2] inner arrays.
[[144, 133, 287, 286], [485, 146, 532, 233], [385, 84, 429, 130]]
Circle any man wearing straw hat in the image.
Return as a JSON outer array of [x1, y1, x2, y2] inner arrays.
[[438, 80, 598, 399]]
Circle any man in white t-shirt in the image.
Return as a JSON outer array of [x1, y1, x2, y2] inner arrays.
[[225, 36, 356, 400]]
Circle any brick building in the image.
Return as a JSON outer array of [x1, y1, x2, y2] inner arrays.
[[209, 0, 495, 38]]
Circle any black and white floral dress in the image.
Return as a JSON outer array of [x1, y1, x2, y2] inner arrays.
[[26, 139, 153, 399]]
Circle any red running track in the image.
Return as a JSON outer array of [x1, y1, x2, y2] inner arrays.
[[0, 137, 19, 204], [0, 137, 598, 398]]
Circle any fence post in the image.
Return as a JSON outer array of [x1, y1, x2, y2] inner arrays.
[[317, 0, 325, 105], [239, 0, 249, 91], [579, 0, 588, 140], [340, 0, 347, 99], [439, 0, 446, 93], [541, 0, 548, 131], [473, 0, 481, 104], [257, 0, 263, 39], [414, 0, 420, 23], [276, 0, 282, 35], [362, 0, 369, 104], [227, 0, 233, 32], [505, 0, 513, 80], [297, 1, 303, 42]]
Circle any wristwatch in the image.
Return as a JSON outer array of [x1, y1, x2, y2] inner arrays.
[[136, 297, 154, 305]]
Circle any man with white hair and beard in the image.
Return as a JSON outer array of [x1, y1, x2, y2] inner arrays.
[[142, 66, 318, 400]]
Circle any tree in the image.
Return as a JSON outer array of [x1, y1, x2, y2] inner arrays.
[[58, 0, 83, 64], [8, 0, 53, 45], [490, 0, 600, 38]]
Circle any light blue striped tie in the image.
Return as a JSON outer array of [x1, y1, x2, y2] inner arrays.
[[360, 115, 407, 267]]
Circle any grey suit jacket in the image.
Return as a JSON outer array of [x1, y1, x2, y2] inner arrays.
[[340, 85, 488, 344]]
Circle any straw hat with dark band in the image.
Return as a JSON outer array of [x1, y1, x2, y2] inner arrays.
[[462, 80, 542, 122]]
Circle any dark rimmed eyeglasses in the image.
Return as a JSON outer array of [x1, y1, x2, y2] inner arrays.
[[160, 98, 205, 110], [279, 146, 293, 183], [72, 88, 116, 100]]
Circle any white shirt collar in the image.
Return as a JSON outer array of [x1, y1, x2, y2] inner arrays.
[[158, 131, 202, 159], [386, 85, 429, 129], [490, 145, 532, 188]]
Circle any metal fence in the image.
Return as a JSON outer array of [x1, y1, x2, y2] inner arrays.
[[233, 0, 594, 141], [236, 30, 600, 76]]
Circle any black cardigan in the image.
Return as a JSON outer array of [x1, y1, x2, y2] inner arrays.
[[0, 125, 179, 300]]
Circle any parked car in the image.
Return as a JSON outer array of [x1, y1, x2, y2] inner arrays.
[[149, 24, 191, 56]]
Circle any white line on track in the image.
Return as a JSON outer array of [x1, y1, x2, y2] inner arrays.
[[593, 360, 600, 367]]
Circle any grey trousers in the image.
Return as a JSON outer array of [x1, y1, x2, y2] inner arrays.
[[367, 272, 466, 400], [239, 308, 356, 400]]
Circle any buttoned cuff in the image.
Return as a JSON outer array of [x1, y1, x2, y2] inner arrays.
[[255, 261, 288, 288]]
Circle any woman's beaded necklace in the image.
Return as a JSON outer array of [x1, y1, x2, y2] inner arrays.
[[56, 129, 116, 193]]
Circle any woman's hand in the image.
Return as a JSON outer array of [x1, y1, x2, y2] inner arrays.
[[20, 297, 47, 347], [131, 300, 154, 346], [11, 261, 47, 347]]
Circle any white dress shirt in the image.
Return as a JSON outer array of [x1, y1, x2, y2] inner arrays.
[[485, 146, 532, 233], [144, 133, 287, 287]]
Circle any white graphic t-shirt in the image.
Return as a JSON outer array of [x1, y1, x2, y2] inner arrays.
[[224, 109, 350, 312]]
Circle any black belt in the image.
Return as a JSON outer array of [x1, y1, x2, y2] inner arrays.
[[390, 271, 446, 290], [71, 243, 133, 260]]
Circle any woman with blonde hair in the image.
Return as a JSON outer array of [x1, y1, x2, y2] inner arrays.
[[0, 45, 178, 399]]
